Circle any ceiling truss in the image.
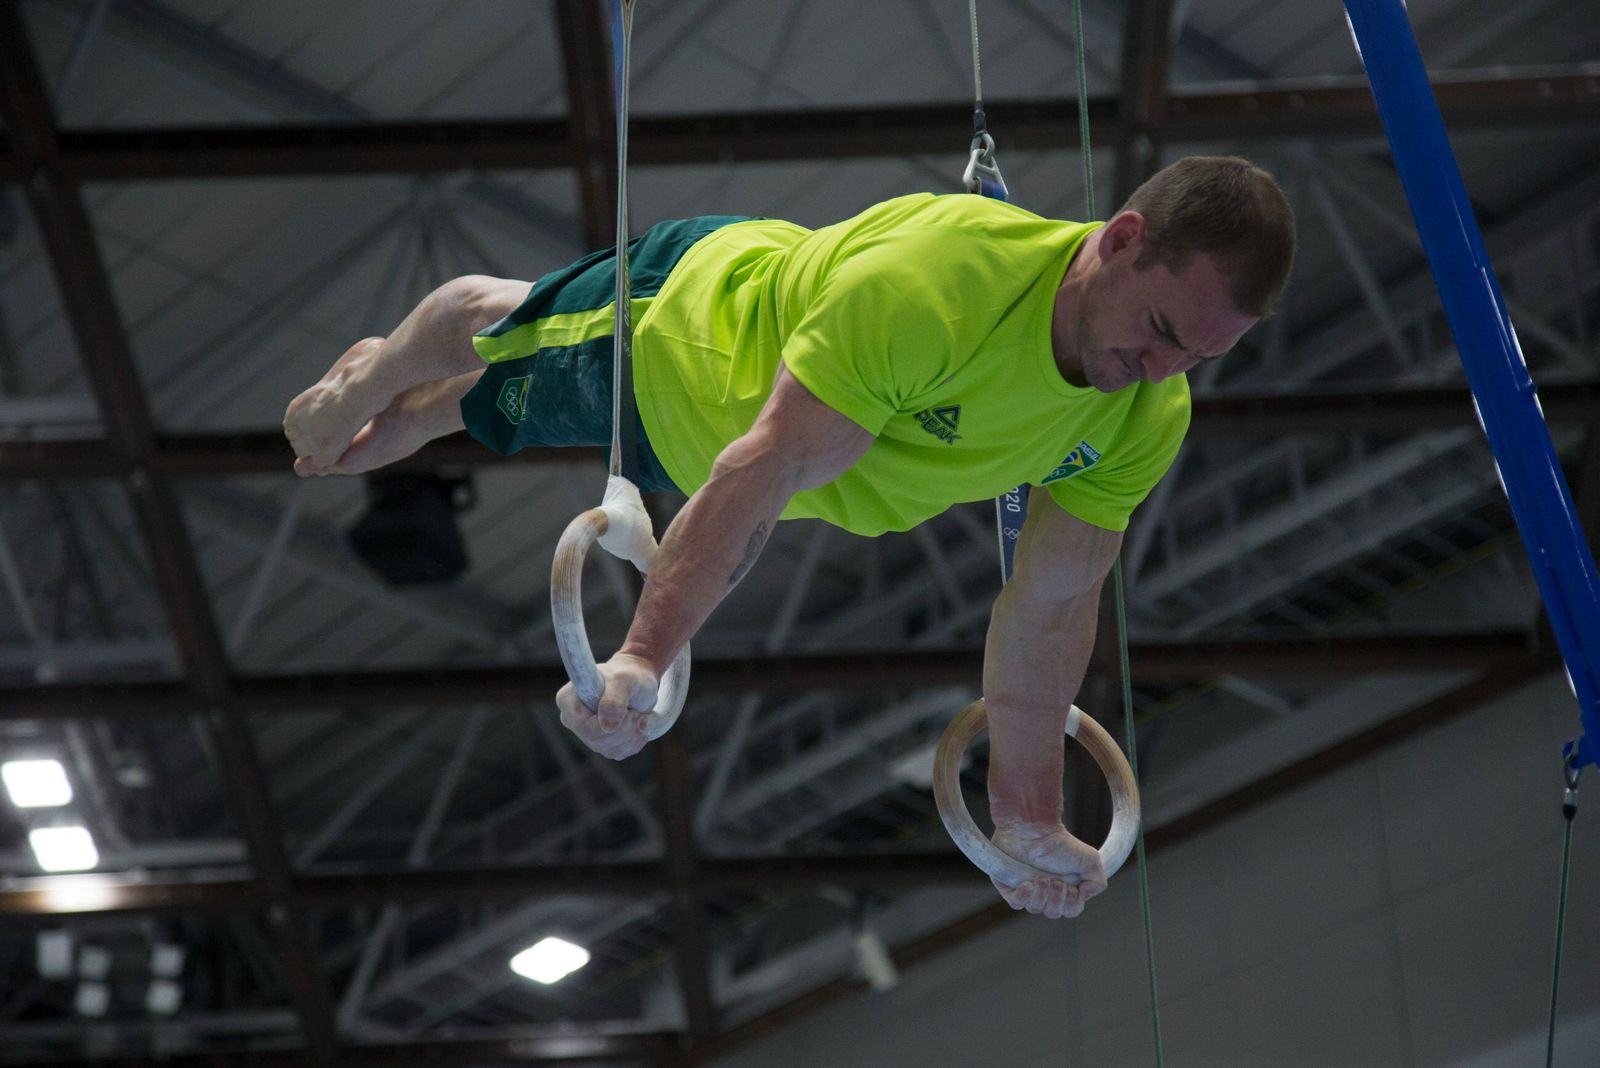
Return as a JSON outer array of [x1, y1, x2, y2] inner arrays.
[[0, 0, 1595, 1064]]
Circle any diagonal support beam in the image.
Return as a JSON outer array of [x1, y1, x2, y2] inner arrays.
[[685, 653, 1560, 1065], [0, 9, 339, 1062]]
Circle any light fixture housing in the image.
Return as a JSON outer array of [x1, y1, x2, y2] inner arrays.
[[509, 936, 590, 985], [29, 826, 99, 873], [2, 759, 73, 808]]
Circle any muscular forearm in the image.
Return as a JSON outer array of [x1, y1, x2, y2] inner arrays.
[[983, 580, 1101, 828], [618, 435, 794, 675]]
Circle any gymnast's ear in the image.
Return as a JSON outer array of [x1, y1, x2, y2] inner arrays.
[[1097, 210, 1147, 263]]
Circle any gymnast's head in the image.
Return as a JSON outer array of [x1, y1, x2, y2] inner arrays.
[[1058, 155, 1297, 393], [1119, 154, 1297, 320]]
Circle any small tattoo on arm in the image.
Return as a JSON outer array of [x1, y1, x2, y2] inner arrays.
[[729, 521, 769, 586]]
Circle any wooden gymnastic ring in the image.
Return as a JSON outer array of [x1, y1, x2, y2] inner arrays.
[[550, 507, 689, 739], [932, 698, 1139, 887]]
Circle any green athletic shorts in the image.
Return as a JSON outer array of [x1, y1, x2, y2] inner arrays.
[[460, 215, 750, 493]]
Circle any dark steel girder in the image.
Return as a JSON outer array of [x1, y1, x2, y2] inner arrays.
[[2, 658, 1561, 1066], [655, 731, 718, 1043], [687, 653, 1564, 1065], [0, 10, 338, 1061], [1575, 417, 1600, 542], [4, 382, 1594, 479], [3, 73, 1593, 182], [554, 0, 619, 249], [0, 431, 594, 478], [0, 854, 981, 921], [64, 1031, 681, 1068], [0, 632, 1542, 720], [1114, 0, 1174, 208]]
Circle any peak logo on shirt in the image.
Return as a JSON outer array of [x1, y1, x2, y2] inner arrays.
[[1041, 440, 1102, 483], [914, 405, 962, 444]]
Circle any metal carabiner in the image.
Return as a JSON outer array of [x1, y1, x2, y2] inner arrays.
[[962, 130, 1009, 202]]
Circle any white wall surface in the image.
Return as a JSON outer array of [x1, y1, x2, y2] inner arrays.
[[710, 673, 1600, 1067]]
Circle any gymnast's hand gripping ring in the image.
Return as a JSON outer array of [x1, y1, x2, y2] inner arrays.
[[551, 476, 690, 740], [933, 699, 1140, 887]]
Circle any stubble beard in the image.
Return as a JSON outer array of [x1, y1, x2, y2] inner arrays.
[[1075, 310, 1133, 394]]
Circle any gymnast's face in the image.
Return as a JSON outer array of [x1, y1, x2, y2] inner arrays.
[[1061, 213, 1258, 393]]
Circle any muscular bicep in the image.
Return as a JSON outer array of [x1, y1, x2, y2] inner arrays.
[[723, 361, 875, 494], [1010, 497, 1123, 604]]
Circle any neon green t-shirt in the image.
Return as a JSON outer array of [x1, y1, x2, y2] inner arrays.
[[634, 193, 1190, 535]]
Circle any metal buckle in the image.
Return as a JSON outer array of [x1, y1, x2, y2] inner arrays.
[[963, 131, 1008, 200]]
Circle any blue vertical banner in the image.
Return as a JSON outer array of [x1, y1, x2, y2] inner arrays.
[[1343, 0, 1600, 769], [964, 116, 1027, 583], [996, 484, 1029, 582]]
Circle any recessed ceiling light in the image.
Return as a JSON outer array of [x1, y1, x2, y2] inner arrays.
[[29, 827, 99, 873], [75, 981, 110, 1018], [509, 936, 590, 985], [3, 760, 73, 808], [146, 979, 183, 1016]]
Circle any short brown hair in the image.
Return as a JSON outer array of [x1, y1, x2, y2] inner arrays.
[[1121, 155, 1297, 318]]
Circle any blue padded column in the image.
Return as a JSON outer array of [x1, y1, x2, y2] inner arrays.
[[1344, 0, 1600, 769]]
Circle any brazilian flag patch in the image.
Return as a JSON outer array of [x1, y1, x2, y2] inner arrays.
[[1041, 440, 1102, 483]]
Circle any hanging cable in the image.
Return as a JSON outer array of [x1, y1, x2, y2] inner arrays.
[[963, 0, 1009, 203], [959, 8, 1164, 1059], [968, 0, 984, 109], [964, 0, 1024, 581], [1545, 754, 1580, 1068], [610, 0, 638, 484], [1067, 0, 1164, 1059], [549, 0, 692, 738], [1114, 559, 1164, 1065], [1071, 0, 1096, 212]]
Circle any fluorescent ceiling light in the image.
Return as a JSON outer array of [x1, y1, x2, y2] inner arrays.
[[888, 738, 966, 790], [40, 875, 119, 912], [150, 943, 186, 978], [3, 759, 73, 808], [36, 931, 73, 980], [509, 937, 590, 985], [146, 979, 183, 1016], [74, 981, 110, 1018], [29, 827, 99, 873], [77, 944, 112, 981], [852, 929, 900, 992]]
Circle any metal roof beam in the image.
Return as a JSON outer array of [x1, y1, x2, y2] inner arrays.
[[656, 733, 717, 1043], [47, 1031, 680, 1068], [0, 632, 1544, 720], [1115, 0, 1174, 208], [5, 382, 1593, 479], [688, 653, 1559, 1065], [0, 853, 993, 920], [5, 72, 1593, 182], [553, 0, 618, 249], [0, 656, 1558, 1062], [0, 10, 338, 1060], [0, 384, 1583, 472]]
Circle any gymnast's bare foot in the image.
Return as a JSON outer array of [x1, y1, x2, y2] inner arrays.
[[296, 408, 425, 477], [284, 336, 393, 474]]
